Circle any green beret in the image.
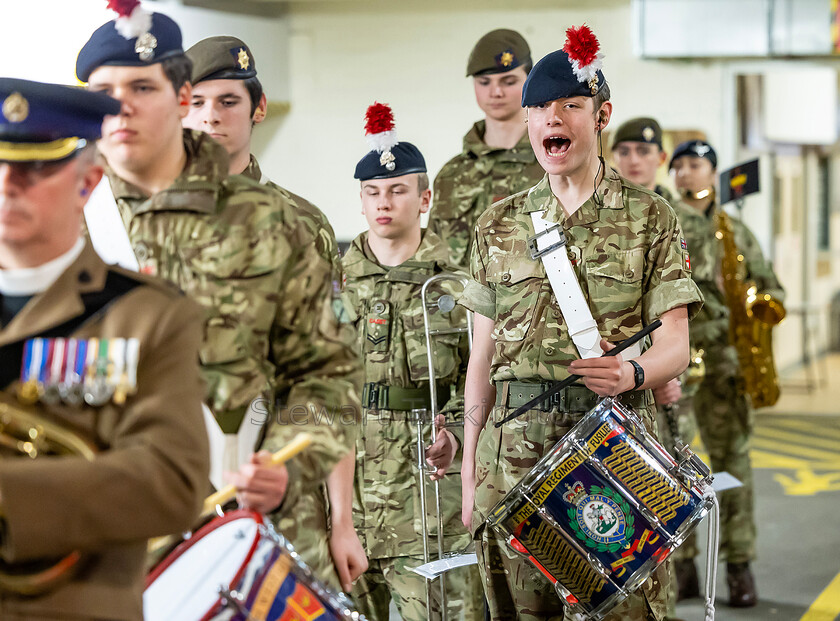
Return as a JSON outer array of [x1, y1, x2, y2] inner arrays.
[[466, 29, 531, 77], [611, 117, 663, 150], [186, 36, 256, 84]]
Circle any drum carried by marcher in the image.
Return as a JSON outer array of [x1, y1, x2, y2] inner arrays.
[[488, 397, 718, 620], [144, 510, 364, 621]]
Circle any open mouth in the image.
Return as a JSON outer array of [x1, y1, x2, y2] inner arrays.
[[543, 136, 571, 157]]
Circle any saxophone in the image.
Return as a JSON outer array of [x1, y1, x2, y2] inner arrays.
[[0, 398, 96, 594], [715, 209, 786, 408]]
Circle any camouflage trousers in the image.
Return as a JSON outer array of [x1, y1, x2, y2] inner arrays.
[[272, 485, 342, 591], [351, 556, 483, 621], [693, 368, 755, 564]]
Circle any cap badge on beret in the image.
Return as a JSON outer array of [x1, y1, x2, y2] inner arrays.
[[642, 126, 655, 142], [107, 0, 155, 61], [2, 93, 29, 123], [563, 25, 604, 95], [237, 48, 250, 71], [694, 143, 711, 157], [364, 102, 398, 172], [496, 50, 515, 69]]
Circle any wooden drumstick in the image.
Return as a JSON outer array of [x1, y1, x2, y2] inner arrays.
[[200, 432, 312, 518]]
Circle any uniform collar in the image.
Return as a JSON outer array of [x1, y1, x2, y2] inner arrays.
[[105, 129, 228, 216], [523, 166, 624, 227], [463, 120, 536, 163], [343, 229, 452, 278], [0, 238, 85, 296], [0, 242, 109, 346], [241, 154, 268, 184]]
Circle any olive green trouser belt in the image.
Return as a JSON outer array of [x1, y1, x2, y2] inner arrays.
[[362, 382, 450, 412], [494, 380, 650, 413]]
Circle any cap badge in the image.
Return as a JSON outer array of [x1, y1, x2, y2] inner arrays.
[[237, 48, 250, 71], [642, 126, 655, 142], [587, 75, 599, 95], [497, 50, 515, 68], [694, 144, 711, 157], [2, 92, 29, 123], [380, 151, 396, 171], [135, 32, 158, 62]]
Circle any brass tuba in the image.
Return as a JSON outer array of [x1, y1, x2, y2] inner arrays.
[[716, 210, 786, 408], [0, 398, 96, 594]]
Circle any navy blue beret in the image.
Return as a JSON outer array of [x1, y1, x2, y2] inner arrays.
[[354, 142, 426, 181], [0, 78, 121, 161], [521, 49, 606, 107], [76, 11, 184, 83], [669, 140, 717, 170]]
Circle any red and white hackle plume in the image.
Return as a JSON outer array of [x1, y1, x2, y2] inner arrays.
[[563, 25, 603, 86], [364, 102, 398, 171], [107, 0, 152, 40]]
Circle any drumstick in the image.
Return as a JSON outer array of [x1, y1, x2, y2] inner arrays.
[[494, 320, 662, 428], [200, 432, 312, 518]]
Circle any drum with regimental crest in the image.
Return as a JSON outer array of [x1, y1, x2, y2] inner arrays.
[[487, 397, 714, 621], [144, 510, 364, 621]]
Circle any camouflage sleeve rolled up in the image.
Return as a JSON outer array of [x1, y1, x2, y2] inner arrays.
[[734, 219, 785, 303], [262, 218, 363, 489], [642, 198, 704, 324]]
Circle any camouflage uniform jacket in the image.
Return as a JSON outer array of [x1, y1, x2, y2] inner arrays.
[[104, 129, 362, 494], [341, 229, 471, 560], [677, 200, 784, 367], [243, 155, 343, 288], [430, 121, 544, 267], [461, 170, 703, 385]]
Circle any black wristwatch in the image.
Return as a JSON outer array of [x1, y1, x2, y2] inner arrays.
[[628, 360, 645, 390]]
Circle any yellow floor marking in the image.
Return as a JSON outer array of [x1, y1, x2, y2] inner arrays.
[[751, 437, 840, 463], [770, 418, 840, 440], [749, 449, 822, 471], [754, 426, 840, 452], [773, 469, 840, 496], [800, 571, 840, 621]]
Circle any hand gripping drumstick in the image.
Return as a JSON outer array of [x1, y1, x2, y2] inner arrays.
[[200, 432, 312, 519], [494, 320, 662, 428]]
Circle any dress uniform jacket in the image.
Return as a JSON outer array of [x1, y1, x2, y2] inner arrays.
[[430, 121, 544, 267], [460, 170, 703, 620], [341, 230, 470, 560], [241, 154, 359, 589], [0, 243, 208, 620], [104, 130, 362, 499]]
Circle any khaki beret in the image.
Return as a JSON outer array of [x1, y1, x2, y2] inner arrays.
[[466, 29, 531, 77], [186, 36, 256, 84], [611, 117, 663, 150]]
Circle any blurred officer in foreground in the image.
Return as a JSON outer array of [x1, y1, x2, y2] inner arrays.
[[0, 77, 208, 620]]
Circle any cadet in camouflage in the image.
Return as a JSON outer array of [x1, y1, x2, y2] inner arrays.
[[184, 35, 364, 591], [343, 106, 482, 621], [460, 27, 703, 621], [671, 140, 784, 608], [429, 29, 543, 268], [79, 9, 362, 560], [611, 117, 710, 610]]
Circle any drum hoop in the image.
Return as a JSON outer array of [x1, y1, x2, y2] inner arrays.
[[145, 509, 263, 591]]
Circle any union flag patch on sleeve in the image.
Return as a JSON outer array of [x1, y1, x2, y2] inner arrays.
[[680, 238, 688, 250]]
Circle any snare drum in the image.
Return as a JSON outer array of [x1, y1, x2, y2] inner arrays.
[[487, 397, 713, 621], [144, 510, 364, 621]]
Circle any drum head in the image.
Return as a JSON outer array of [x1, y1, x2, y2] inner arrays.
[[144, 510, 262, 620]]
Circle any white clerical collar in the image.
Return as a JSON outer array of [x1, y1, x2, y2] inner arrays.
[[0, 238, 85, 296]]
